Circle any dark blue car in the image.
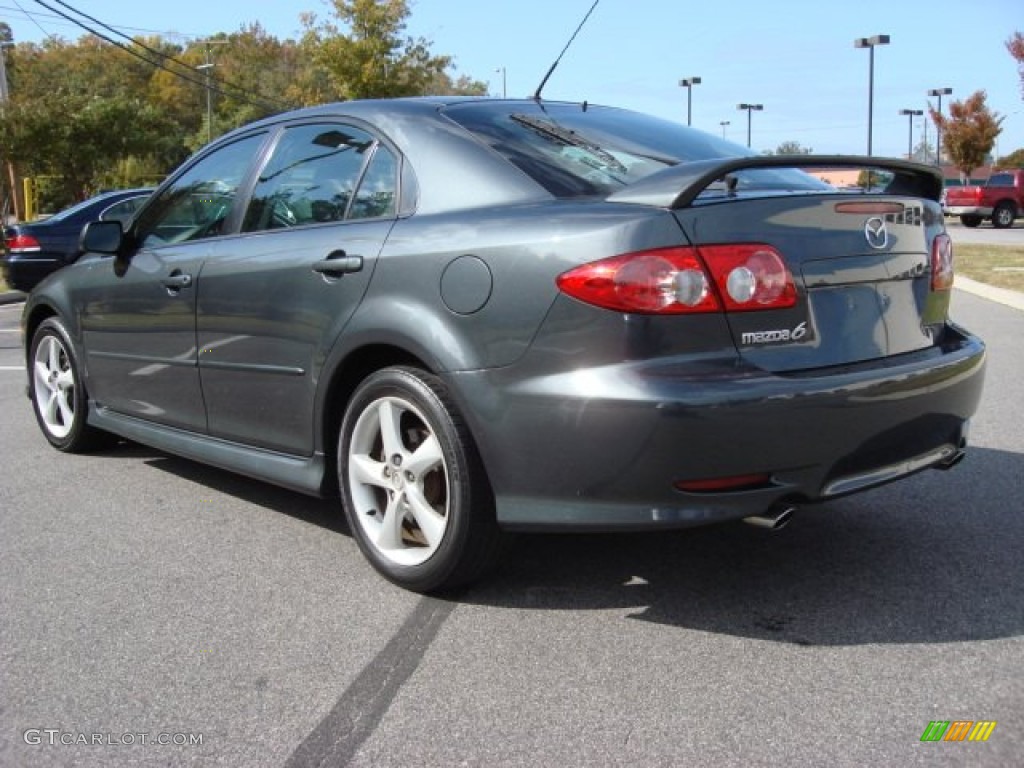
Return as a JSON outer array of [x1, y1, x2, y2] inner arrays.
[[2, 188, 153, 292]]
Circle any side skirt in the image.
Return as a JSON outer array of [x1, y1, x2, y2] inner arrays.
[[88, 405, 330, 497]]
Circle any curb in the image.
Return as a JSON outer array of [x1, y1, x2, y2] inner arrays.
[[955, 276, 1024, 313], [0, 291, 26, 306]]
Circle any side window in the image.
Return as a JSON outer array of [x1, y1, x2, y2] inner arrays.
[[134, 134, 265, 248], [101, 196, 147, 225], [243, 124, 395, 232], [348, 146, 397, 220]]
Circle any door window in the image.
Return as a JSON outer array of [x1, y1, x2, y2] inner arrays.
[[134, 133, 266, 248], [243, 124, 397, 232]]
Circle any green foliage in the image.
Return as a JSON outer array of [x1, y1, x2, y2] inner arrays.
[[0, 4, 485, 214], [772, 141, 813, 155], [297, 0, 474, 101], [930, 90, 1003, 180], [997, 147, 1024, 168]]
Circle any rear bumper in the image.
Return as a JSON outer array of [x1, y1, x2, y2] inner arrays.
[[449, 326, 985, 531], [945, 205, 992, 217]]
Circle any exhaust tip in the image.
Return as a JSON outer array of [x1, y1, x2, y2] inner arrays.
[[743, 506, 797, 531]]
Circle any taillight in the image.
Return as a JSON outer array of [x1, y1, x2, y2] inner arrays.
[[556, 247, 719, 314], [699, 245, 797, 311], [556, 244, 797, 315], [931, 233, 954, 291], [6, 233, 41, 252]]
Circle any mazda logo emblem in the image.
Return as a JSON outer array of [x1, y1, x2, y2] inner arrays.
[[864, 217, 889, 250]]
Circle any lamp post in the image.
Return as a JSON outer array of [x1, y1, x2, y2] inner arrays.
[[719, 120, 730, 139], [736, 103, 763, 148], [854, 34, 890, 156], [899, 108, 923, 159], [679, 77, 701, 126], [928, 87, 952, 166], [495, 67, 506, 98]]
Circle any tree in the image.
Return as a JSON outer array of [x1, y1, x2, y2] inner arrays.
[[1009, 31, 1024, 100], [930, 90, 1003, 181], [771, 140, 813, 155], [298, 0, 464, 101], [909, 135, 936, 164], [997, 147, 1024, 168], [0, 37, 185, 208]]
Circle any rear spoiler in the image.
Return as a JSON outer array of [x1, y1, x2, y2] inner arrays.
[[606, 155, 944, 209]]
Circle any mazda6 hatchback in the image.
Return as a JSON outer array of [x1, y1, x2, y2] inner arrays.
[[21, 97, 985, 592]]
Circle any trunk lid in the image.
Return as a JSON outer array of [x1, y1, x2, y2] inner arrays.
[[673, 194, 949, 373]]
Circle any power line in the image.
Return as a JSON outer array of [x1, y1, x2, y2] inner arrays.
[[0, 3, 202, 41], [28, 0, 292, 113], [10, 0, 62, 43], [48, 0, 293, 110]]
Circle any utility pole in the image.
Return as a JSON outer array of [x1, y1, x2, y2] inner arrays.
[[191, 39, 227, 145], [0, 39, 19, 221]]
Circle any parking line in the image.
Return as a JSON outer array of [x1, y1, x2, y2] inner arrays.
[[0, 366, 26, 371]]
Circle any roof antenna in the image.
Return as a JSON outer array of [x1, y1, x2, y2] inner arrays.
[[531, 0, 600, 101]]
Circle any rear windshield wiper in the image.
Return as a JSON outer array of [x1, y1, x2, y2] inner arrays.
[[510, 113, 627, 174]]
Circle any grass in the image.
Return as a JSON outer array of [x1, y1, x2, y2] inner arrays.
[[955, 243, 1024, 294]]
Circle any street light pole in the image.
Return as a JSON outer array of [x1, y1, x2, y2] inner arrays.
[[899, 108, 923, 159], [679, 77, 701, 126], [928, 87, 952, 167], [854, 34, 890, 156], [496, 67, 506, 98], [736, 103, 763, 148], [719, 120, 730, 139]]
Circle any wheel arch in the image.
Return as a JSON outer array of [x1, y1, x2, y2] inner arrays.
[[22, 302, 59, 368], [315, 343, 433, 495]]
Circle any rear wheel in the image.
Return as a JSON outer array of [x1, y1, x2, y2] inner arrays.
[[338, 367, 502, 592], [959, 214, 982, 228], [29, 317, 115, 452], [992, 203, 1015, 229]]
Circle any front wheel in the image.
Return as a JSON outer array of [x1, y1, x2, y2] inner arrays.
[[992, 203, 1016, 229], [338, 367, 502, 592], [960, 214, 982, 228], [29, 317, 114, 452]]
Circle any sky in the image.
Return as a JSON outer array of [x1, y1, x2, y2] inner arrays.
[[3, 0, 1023, 160]]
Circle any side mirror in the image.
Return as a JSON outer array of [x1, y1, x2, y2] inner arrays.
[[80, 220, 124, 255]]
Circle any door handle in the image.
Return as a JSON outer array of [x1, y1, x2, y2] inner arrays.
[[312, 250, 363, 276], [161, 271, 192, 292]]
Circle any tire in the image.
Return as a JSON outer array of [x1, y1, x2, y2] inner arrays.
[[992, 202, 1016, 229], [338, 366, 502, 592], [29, 317, 115, 452], [959, 214, 982, 228]]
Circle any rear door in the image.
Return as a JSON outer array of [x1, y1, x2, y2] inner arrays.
[[196, 122, 400, 455]]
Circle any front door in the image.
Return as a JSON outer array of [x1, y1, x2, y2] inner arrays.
[[76, 133, 269, 433]]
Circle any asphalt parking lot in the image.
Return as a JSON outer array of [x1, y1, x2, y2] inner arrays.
[[0, 287, 1022, 767]]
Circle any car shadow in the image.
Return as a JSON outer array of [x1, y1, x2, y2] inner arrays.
[[127, 442, 1023, 647], [461, 445, 1024, 646], [128, 446, 348, 535]]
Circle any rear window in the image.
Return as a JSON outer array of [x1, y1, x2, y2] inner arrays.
[[988, 173, 1014, 186], [443, 102, 828, 199]]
